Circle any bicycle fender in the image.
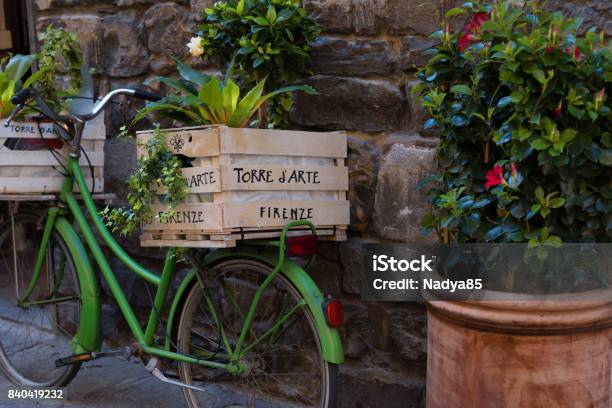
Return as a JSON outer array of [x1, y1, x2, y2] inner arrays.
[[54, 216, 102, 354], [166, 247, 344, 364]]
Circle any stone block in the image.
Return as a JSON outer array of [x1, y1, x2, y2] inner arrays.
[[100, 10, 149, 78], [139, 2, 194, 73], [35, 0, 113, 10], [104, 137, 136, 202], [400, 36, 435, 71], [291, 75, 405, 132], [339, 365, 425, 408], [311, 36, 397, 77], [347, 136, 380, 232], [389, 306, 427, 362], [340, 300, 371, 359], [383, 0, 440, 36], [308, 258, 343, 296], [350, 0, 386, 35], [373, 143, 435, 242], [303, 0, 353, 34], [340, 238, 379, 295]]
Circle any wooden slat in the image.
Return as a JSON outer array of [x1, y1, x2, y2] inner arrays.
[[222, 200, 350, 229], [181, 166, 221, 193], [220, 127, 347, 158], [219, 164, 348, 191], [142, 200, 349, 232], [0, 193, 115, 202], [138, 126, 220, 157], [0, 115, 106, 140], [0, 150, 104, 166], [142, 202, 224, 231], [171, 164, 348, 194], [140, 238, 235, 248], [0, 177, 104, 194]]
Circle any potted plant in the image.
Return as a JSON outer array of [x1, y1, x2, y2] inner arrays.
[[103, 0, 349, 243], [415, 1, 611, 405], [103, 58, 318, 235]]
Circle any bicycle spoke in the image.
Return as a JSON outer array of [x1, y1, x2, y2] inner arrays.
[[0, 215, 81, 387], [178, 259, 330, 408]]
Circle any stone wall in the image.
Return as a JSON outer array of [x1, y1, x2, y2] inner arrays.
[[31, 0, 612, 406]]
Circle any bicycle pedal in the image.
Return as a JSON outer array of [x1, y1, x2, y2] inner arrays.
[[55, 352, 94, 367], [55, 346, 135, 367]]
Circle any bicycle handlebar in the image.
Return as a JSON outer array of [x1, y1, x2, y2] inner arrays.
[[4, 87, 164, 128]]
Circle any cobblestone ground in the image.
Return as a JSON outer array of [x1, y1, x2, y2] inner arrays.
[[0, 354, 187, 408], [0, 318, 296, 408]]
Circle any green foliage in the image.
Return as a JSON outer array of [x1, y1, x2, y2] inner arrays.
[[37, 25, 83, 112], [417, 1, 611, 243], [196, 0, 320, 127], [0, 54, 40, 118], [136, 58, 317, 127], [101, 126, 188, 236]]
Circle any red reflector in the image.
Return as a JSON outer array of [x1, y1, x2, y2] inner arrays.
[[325, 299, 343, 328], [286, 234, 318, 257]]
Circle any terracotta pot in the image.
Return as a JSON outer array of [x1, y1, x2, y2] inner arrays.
[[426, 289, 612, 407]]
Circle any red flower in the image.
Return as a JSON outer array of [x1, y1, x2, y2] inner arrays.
[[485, 165, 504, 189], [458, 11, 489, 51], [459, 33, 476, 51], [565, 46, 581, 60], [595, 88, 606, 110], [554, 101, 562, 117], [545, 46, 554, 54], [467, 12, 489, 32]]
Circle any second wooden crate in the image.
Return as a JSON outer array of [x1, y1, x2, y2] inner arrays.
[[0, 115, 105, 194], [137, 125, 349, 248]]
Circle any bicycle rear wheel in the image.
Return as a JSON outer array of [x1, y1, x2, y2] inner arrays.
[[176, 258, 338, 408], [0, 212, 82, 387]]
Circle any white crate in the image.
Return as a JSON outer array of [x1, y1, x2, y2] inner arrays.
[[137, 125, 349, 248], [0, 115, 105, 194]]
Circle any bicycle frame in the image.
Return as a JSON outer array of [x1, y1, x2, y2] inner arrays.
[[17, 154, 343, 372]]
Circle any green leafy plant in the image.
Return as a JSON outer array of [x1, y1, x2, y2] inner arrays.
[[194, 0, 320, 127], [101, 126, 188, 236], [416, 0, 611, 244], [0, 54, 39, 118], [37, 25, 83, 112], [136, 58, 317, 127]]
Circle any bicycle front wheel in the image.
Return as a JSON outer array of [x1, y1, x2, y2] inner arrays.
[[176, 259, 338, 408], [0, 212, 82, 387]]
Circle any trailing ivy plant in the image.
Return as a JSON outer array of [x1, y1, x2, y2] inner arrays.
[[136, 58, 316, 126], [37, 25, 83, 113], [101, 126, 188, 236], [193, 0, 320, 127], [416, 0, 611, 245]]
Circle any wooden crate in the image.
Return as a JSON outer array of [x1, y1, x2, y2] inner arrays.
[[0, 115, 105, 194], [137, 125, 349, 248]]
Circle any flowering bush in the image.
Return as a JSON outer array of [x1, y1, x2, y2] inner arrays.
[[416, 1, 611, 244]]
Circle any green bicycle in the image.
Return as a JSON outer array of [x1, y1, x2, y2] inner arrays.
[[0, 87, 343, 407]]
